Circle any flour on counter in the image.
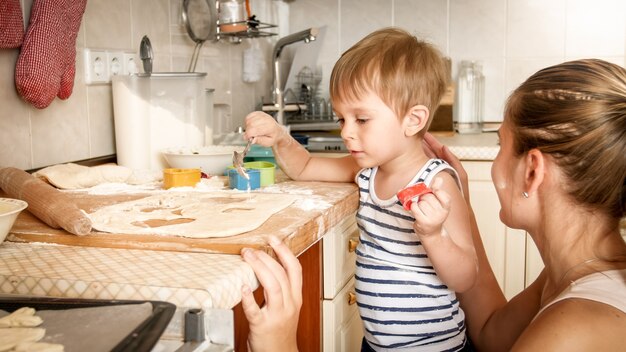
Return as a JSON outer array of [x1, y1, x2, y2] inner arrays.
[[85, 182, 161, 195], [85, 176, 226, 195], [294, 197, 331, 211], [260, 184, 314, 195]]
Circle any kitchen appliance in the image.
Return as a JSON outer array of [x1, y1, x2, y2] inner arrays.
[[112, 72, 208, 171], [306, 134, 347, 152]]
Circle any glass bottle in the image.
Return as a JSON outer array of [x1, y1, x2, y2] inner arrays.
[[454, 61, 484, 134]]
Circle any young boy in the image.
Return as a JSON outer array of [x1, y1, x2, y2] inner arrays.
[[244, 27, 477, 351]]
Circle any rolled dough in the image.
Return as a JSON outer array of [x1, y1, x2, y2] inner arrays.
[[33, 163, 162, 189], [88, 192, 299, 238]]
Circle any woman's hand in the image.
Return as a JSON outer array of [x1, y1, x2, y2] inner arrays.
[[423, 133, 470, 201], [244, 112, 290, 148], [240, 236, 302, 352]]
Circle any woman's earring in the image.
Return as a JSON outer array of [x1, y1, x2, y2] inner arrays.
[[522, 191, 529, 198]]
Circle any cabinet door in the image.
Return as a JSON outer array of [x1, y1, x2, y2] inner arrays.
[[323, 278, 363, 352], [323, 213, 358, 299]]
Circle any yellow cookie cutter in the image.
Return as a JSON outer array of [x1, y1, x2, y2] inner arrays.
[[163, 168, 201, 189]]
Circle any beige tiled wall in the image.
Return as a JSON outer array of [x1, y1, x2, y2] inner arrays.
[[0, 0, 276, 170], [1, 0, 625, 170], [290, 0, 626, 123]]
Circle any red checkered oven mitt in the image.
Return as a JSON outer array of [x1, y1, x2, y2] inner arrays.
[[0, 0, 24, 48], [15, 0, 87, 109]]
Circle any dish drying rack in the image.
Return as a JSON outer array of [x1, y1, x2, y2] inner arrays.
[[281, 66, 337, 130], [217, 17, 278, 43]]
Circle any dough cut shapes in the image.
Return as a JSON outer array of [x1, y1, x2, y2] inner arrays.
[[0, 308, 42, 328], [13, 341, 64, 352], [88, 192, 299, 238], [0, 328, 45, 352]]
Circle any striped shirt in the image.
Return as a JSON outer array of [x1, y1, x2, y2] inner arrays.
[[355, 159, 467, 351]]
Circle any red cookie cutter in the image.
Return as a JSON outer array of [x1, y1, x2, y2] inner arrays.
[[397, 182, 433, 211]]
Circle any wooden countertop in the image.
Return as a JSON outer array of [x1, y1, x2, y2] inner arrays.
[[0, 175, 358, 314], [7, 174, 358, 257]]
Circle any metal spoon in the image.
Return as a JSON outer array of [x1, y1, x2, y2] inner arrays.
[[233, 138, 254, 179]]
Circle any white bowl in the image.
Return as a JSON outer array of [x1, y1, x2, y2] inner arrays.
[[162, 145, 245, 176], [0, 198, 28, 243]]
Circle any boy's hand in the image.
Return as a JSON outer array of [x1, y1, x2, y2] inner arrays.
[[244, 111, 290, 148], [409, 178, 452, 237]]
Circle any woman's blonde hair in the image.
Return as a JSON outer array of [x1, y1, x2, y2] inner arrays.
[[505, 59, 626, 218], [329, 27, 448, 124]]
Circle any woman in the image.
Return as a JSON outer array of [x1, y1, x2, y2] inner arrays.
[[241, 59, 626, 351]]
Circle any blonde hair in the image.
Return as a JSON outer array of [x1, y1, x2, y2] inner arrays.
[[329, 27, 448, 125], [505, 59, 626, 218]]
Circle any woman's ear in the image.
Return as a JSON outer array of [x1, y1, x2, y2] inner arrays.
[[524, 149, 545, 196], [404, 105, 430, 137]]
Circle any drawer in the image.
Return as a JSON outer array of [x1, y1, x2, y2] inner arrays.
[[322, 277, 363, 352], [323, 213, 358, 299]]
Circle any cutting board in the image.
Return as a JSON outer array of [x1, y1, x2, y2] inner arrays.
[[5, 180, 358, 256]]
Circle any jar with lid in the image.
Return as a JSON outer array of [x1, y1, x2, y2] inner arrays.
[[454, 61, 484, 134], [218, 0, 247, 33]]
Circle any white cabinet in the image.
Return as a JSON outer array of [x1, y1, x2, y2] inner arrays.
[[322, 213, 363, 352], [462, 161, 543, 299]]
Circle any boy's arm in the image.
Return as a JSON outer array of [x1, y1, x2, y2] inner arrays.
[[244, 112, 359, 182], [410, 173, 478, 293]]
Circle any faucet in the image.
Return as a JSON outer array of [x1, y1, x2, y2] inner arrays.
[[272, 27, 319, 125]]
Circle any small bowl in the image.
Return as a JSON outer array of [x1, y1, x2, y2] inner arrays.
[[0, 198, 28, 243], [163, 168, 201, 189], [227, 161, 276, 187], [228, 168, 260, 190], [243, 161, 275, 187], [162, 145, 244, 176]]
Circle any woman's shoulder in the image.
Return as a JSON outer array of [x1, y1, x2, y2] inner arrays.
[[513, 270, 626, 351], [512, 297, 626, 351]]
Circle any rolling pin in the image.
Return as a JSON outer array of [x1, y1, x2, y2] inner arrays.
[[0, 167, 92, 235]]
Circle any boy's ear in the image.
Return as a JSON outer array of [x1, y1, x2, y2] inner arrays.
[[404, 105, 430, 137]]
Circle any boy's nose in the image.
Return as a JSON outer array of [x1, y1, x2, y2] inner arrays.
[[340, 121, 354, 140]]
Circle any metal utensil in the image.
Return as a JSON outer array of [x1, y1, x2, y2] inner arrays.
[[233, 138, 254, 179], [182, 0, 217, 72], [139, 35, 153, 74]]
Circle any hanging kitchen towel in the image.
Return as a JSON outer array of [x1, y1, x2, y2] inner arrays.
[[0, 0, 24, 48], [15, 0, 87, 109]]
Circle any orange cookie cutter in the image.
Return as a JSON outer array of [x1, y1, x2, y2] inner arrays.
[[397, 182, 433, 211]]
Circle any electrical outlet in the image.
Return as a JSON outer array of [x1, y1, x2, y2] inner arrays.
[[123, 53, 139, 75], [84, 49, 108, 84], [107, 51, 124, 78]]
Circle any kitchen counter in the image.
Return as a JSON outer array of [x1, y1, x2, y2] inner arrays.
[[0, 176, 358, 346], [436, 132, 499, 160]]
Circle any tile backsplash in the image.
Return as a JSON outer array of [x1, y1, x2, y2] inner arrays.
[[1, 0, 625, 170]]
